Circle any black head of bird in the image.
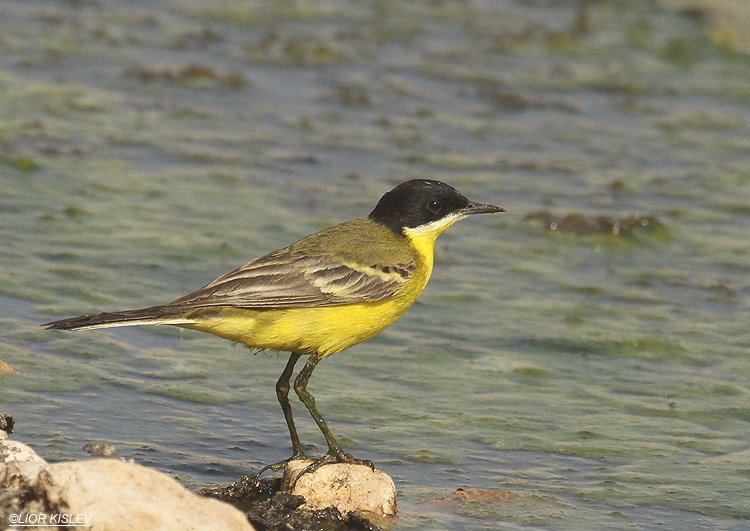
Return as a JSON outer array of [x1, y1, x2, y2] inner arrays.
[[368, 179, 504, 235]]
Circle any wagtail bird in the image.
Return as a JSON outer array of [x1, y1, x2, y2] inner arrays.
[[44, 179, 504, 480]]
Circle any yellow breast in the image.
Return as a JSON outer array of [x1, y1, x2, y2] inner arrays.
[[181, 231, 441, 358], [178, 213, 464, 357]]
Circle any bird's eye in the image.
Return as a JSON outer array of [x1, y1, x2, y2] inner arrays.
[[427, 200, 441, 213]]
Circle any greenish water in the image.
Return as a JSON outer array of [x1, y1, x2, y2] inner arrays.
[[1, 1, 749, 528]]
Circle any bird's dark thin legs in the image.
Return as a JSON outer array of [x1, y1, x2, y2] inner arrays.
[[255, 352, 304, 477], [292, 354, 373, 482], [277, 352, 304, 457], [293, 354, 340, 453], [256, 352, 374, 482]]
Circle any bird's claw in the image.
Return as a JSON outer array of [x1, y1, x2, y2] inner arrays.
[[289, 450, 375, 487], [254, 452, 307, 478]]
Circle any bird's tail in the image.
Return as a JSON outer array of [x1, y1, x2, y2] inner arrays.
[[43, 305, 198, 331]]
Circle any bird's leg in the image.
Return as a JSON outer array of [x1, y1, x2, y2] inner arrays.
[[255, 352, 305, 477], [291, 354, 374, 485], [277, 352, 305, 457]]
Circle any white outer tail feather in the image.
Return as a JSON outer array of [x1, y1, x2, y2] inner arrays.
[[67, 317, 199, 331]]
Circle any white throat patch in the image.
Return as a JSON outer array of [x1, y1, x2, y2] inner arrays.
[[402, 212, 464, 240]]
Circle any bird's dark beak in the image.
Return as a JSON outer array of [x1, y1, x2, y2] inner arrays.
[[460, 200, 505, 215]]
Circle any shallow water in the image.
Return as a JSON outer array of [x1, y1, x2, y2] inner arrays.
[[1, 0, 749, 528]]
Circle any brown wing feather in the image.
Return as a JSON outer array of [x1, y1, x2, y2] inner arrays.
[[167, 248, 414, 310]]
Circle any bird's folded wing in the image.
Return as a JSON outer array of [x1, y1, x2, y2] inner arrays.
[[168, 250, 415, 309]]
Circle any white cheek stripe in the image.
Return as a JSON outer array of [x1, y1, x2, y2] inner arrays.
[[402, 212, 464, 239]]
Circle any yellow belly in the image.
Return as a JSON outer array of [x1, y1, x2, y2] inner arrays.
[[181, 290, 418, 357], [179, 225, 444, 358]]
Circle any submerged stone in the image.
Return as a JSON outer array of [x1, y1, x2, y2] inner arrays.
[[525, 211, 665, 237]]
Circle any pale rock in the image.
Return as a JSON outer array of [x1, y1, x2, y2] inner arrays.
[[46, 459, 254, 531], [282, 459, 397, 516], [0, 439, 254, 531], [0, 438, 47, 481]]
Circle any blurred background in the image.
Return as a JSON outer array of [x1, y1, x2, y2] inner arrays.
[[1, 0, 748, 528]]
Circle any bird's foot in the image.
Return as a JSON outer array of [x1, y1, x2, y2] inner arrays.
[[254, 451, 307, 478], [290, 449, 374, 487]]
